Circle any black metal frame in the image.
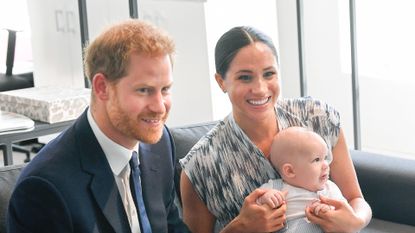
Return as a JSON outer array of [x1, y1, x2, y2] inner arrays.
[[349, 0, 361, 150], [77, 0, 89, 88], [296, 0, 307, 97], [5, 30, 17, 76], [129, 0, 139, 18]]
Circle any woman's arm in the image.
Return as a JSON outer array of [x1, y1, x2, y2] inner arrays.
[[180, 172, 287, 233], [180, 172, 216, 233], [306, 128, 372, 232]]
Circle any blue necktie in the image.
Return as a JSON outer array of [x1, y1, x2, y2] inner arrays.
[[130, 151, 152, 233]]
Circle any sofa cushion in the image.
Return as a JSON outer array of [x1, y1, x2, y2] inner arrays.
[[170, 121, 218, 161], [361, 218, 415, 233], [169, 121, 218, 203], [0, 163, 26, 233]]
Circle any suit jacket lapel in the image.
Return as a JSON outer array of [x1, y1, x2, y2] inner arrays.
[[138, 126, 176, 232], [139, 126, 173, 175], [76, 111, 131, 233]]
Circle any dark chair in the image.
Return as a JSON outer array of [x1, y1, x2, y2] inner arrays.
[[0, 29, 42, 162], [0, 29, 33, 91]]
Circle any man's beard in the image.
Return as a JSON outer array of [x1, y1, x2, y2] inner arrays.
[[107, 97, 168, 144]]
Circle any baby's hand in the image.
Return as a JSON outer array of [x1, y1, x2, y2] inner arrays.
[[308, 199, 333, 216], [256, 189, 287, 209]]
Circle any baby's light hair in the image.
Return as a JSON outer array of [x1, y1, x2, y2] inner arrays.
[[270, 127, 327, 174]]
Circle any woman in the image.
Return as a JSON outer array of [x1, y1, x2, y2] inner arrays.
[[180, 26, 371, 233]]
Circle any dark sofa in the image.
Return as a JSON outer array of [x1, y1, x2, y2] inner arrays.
[[170, 122, 415, 233], [0, 164, 24, 233], [1, 121, 415, 233]]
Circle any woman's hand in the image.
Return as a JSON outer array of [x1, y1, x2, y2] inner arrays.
[[308, 199, 333, 216], [256, 189, 288, 209], [305, 196, 365, 233], [223, 188, 287, 233]]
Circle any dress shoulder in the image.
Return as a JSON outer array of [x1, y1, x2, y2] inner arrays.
[[277, 97, 340, 127], [277, 97, 341, 160]]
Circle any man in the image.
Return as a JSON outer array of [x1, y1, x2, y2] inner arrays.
[[7, 19, 189, 233]]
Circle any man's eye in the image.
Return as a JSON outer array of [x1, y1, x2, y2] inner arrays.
[[264, 71, 276, 78], [162, 86, 171, 94]]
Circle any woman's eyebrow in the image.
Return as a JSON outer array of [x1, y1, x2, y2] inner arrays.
[[235, 69, 253, 74]]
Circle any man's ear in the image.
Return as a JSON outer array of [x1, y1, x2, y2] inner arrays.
[[282, 163, 296, 178], [92, 73, 110, 101], [215, 73, 226, 93]]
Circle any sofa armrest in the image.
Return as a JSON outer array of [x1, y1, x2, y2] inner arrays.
[[351, 150, 415, 226], [0, 163, 26, 233]]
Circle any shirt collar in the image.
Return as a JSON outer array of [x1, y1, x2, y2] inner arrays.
[[87, 109, 139, 176]]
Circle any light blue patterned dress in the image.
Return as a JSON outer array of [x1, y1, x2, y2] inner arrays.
[[180, 97, 341, 231]]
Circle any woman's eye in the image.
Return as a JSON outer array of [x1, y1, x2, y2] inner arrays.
[[238, 75, 252, 82], [313, 157, 321, 162], [137, 88, 151, 94]]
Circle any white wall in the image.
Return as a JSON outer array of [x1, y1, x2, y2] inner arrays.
[[275, 0, 301, 98], [204, 0, 279, 121], [26, 0, 131, 88], [16, 0, 415, 157], [25, 0, 279, 127], [355, 1, 415, 157], [86, 0, 130, 40], [0, 0, 33, 74], [276, 0, 355, 147], [27, 0, 85, 88], [139, 0, 214, 127], [302, 0, 354, 147], [139, 0, 279, 127]]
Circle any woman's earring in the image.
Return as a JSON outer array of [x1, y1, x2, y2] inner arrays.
[[223, 89, 227, 93]]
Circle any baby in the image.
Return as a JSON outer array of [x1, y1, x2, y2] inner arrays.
[[257, 126, 346, 232]]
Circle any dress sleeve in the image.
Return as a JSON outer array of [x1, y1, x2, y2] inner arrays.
[[302, 97, 341, 150]]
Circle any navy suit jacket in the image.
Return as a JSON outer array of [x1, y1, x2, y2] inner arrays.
[[7, 110, 189, 233]]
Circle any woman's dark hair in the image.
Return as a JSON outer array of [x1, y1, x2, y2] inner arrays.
[[214, 26, 278, 79]]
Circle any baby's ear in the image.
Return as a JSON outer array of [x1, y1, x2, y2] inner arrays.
[[282, 163, 295, 178]]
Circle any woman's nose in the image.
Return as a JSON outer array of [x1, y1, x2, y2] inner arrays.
[[252, 78, 267, 94]]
